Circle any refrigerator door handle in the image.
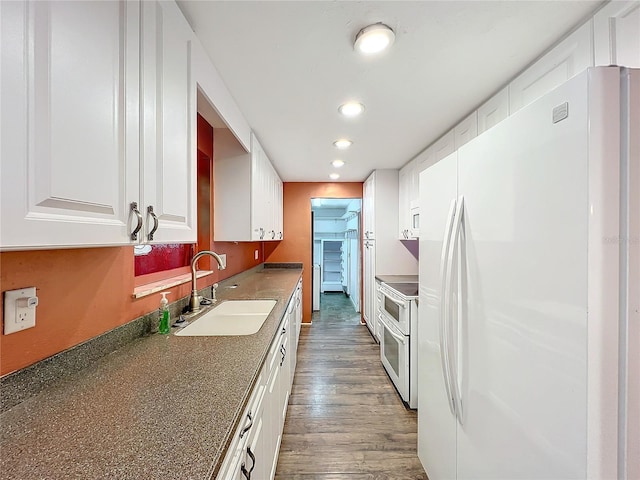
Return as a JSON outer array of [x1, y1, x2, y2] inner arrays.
[[439, 198, 458, 416], [446, 195, 465, 426]]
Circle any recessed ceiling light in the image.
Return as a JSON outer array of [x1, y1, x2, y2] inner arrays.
[[331, 159, 345, 168], [354, 23, 395, 55], [333, 139, 353, 149], [329, 173, 340, 180], [338, 102, 365, 117]]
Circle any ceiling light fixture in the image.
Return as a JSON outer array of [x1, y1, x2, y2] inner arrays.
[[354, 23, 395, 55], [331, 159, 345, 168], [338, 102, 365, 117], [329, 173, 340, 180], [333, 139, 353, 149]]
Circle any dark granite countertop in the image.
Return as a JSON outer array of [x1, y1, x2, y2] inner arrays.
[[375, 274, 419, 284], [0, 266, 302, 480]]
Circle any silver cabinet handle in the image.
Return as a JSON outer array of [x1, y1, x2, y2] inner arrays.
[[147, 205, 159, 241], [278, 232, 283, 239], [260, 228, 265, 239], [270, 230, 275, 239], [130, 202, 143, 241]]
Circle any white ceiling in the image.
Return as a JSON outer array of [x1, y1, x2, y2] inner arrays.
[[178, 1, 603, 182]]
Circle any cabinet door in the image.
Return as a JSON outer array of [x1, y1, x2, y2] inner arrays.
[[430, 130, 455, 166], [363, 174, 376, 239], [1, 1, 140, 249], [251, 135, 268, 240], [510, 22, 593, 113], [241, 383, 266, 480], [594, 1, 640, 68], [478, 87, 510, 134], [363, 241, 376, 336], [274, 175, 283, 240], [398, 164, 412, 239], [454, 111, 478, 149], [415, 145, 435, 174], [141, 0, 196, 244]]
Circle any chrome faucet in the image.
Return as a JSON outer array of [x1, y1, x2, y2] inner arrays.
[[190, 250, 226, 313]]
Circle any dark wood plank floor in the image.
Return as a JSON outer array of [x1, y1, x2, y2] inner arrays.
[[275, 293, 428, 480]]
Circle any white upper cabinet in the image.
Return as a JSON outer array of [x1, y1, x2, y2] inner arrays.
[[414, 130, 455, 177], [214, 133, 283, 241], [398, 161, 413, 240], [594, 1, 640, 68], [415, 145, 435, 174], [477, 87, 510, 135], [433, 130, 456, 163], [1, 1, 140, 249], [141, 1, 196, 244], [510, 22, 594, 113], [251, 136, 283, 241], [0, 0, 197, 250], [399, 159, 419, 240], [362, 174, 376, 240], [454, 111, 478, 149]]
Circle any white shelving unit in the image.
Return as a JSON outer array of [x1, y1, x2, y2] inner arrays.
[[321, 239, 343, 292]]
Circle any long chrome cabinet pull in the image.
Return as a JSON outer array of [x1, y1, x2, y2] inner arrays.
[[446, 196, 465, 426], [130, 202, 143, 241], [438, 198, 457, 416], [147, 206, 159, 241]]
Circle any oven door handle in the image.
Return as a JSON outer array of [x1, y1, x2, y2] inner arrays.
[[381, 292, 407, 309], [379, 314, 406, 344]]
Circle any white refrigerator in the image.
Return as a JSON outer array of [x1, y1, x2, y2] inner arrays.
[[418, 67, 638, 480]]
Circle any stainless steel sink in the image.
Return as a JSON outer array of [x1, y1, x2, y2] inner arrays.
[[174, 299, 277, 336]]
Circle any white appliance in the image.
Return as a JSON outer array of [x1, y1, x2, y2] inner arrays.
[[418, 67, 639, 480], [378, 281, 419, 408]]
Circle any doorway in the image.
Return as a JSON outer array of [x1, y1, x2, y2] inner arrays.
[[310, 198, 361, 321]]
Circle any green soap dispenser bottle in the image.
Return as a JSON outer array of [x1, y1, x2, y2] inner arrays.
[[159, 291, 171, 334]]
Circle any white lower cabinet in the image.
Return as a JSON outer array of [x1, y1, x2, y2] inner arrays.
[[218, 291, 299, 480]]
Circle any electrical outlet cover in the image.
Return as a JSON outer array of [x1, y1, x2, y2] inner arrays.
[[4, 287, 37, 335]]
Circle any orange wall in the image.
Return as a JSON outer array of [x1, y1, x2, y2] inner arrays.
[[0, 116, 264, 376], [265, 182, 363, 323], [0, 244, 264, 376]]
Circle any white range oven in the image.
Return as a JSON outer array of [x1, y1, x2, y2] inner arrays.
[[377, 281, 418, 409]]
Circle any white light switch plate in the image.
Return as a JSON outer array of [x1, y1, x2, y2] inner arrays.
[[4, 287, 37, 335], [219, 253, 227, 269]]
